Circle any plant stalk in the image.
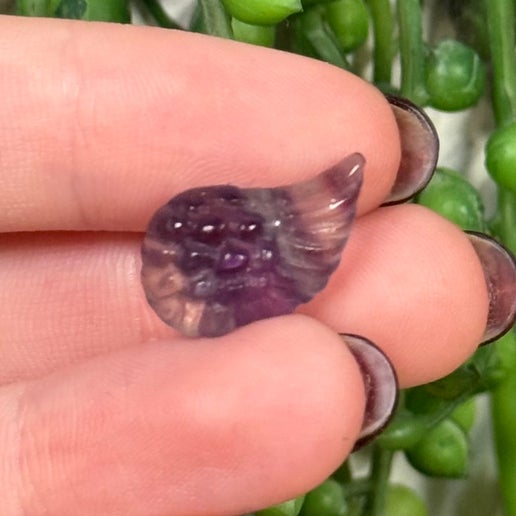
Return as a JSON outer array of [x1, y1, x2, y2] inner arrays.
[[362, 445, 393, 516], [498, 190, 516, 255], [490, 331, 516, 516], [140, 0, 182, 29], [191, 0, 233, 39], [486, 0, 516, 126], [396, 0, 428, 104], [486, 3, 516, 514], [367, 0, 394, 85]]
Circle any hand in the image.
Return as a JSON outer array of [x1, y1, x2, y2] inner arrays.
[[0, 15, 492, 516]]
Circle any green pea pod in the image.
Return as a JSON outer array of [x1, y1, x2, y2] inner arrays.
[[325, 0, 369, 52], [405, 419, 469, 478], [222, 0, 302, 25], [300, 479, 348, 516], [256, 495, 305, 516], [485, 121, 516, 194], [375, 410, 428, 450], [232, 18, 275, 47], [385, 484, 428, 516], [425, 39, 486, 111], [416, 167, 486, 232]]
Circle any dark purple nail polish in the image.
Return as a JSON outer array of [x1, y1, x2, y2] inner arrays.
[[382, 95, 439, 206], [466, 232, 516, 344], [340, 334, 398, 450]]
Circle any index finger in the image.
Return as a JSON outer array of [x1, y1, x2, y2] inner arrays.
[[0, 15, 400, 232]]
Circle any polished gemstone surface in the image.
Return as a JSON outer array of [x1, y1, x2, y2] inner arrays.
[[141, 153, 364, 337]]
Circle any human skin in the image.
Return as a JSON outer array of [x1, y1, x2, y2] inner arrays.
[[0, 16, 488, 516]]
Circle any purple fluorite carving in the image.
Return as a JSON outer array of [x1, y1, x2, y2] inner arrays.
[[141, 153, 364, 337]]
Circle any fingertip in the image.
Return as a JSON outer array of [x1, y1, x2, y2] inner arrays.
[[203, 315, 367, 504], [304, 204, 489, 387], [382, 206, 488, 385], [12, 315, 366, 516]]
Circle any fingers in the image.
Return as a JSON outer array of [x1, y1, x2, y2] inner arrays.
[[302, 204, 489, 386], [0, 205, 488, 387], [0, 16, 400, 232], [1, 317, 364, 516]]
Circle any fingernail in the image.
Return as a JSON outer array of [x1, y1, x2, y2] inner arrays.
[[466, 232, 516, 344], [382, 95, 439, 206], [340, 334, 398, 450]]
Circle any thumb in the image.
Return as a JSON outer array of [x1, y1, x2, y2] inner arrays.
[[1, 315, 365, 516]]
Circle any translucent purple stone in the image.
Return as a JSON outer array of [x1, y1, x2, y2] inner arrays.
[[141, 153, 364, 337]]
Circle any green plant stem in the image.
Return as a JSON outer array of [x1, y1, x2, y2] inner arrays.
[[498, 190, 516, 254], [192, 0, 233, 39], [367, 0, 394, 84], [332, 458, 353, 484], [490, 190, 516, 516], [486, 4, 516, 512], [486, 0, 516, 126], [425, 388, 478, 427], [344, 478, 372, 497], [362, 446, 394, 516], [490, 331, 516, 516], [17, 0, 48, 15], [140, 0, 181, 29], [396, 0, 428, 104], [333, 461, 367, 516], [295, 7, 349, 69]]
